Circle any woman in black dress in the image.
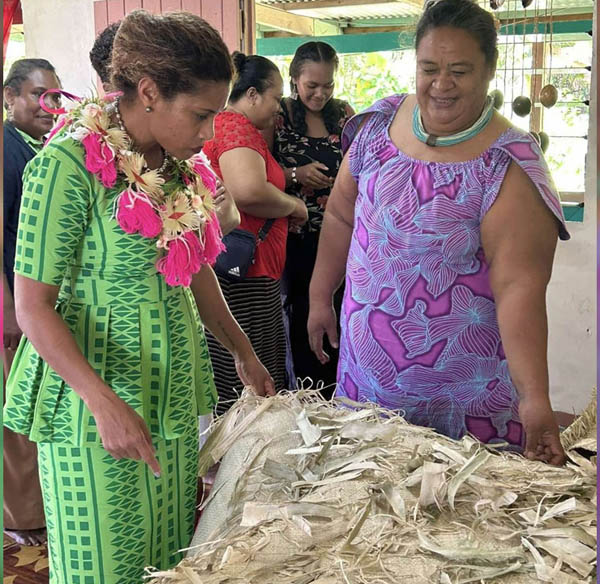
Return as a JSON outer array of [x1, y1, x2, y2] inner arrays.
[[3, 58, 61, 546], [275, 42, 354, 395]]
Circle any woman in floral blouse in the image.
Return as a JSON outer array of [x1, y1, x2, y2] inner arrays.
[[274, 42, 354, 394]]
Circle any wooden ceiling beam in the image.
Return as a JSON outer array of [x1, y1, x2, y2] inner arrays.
[[343, 24, 413, 34], [256, 3, 340, 36], [265, 0, 421, 11]]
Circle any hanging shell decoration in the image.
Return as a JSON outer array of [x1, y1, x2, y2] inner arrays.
[[490, 89, 504, 110], [521, 0, 534, 7], [512, 95, 532, 117], [540, 84, 559, 108], [490, 0, 504, 9], [539, 131, 550, 153]]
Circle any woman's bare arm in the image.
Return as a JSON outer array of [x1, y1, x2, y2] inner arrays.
[[308, 154, 358, 363], [481, 161, 565, 465], [213, 181, 240, 235], [219, 147, 306, 222]]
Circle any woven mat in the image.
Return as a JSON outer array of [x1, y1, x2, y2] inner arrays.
[[149, 391, 597, 584], [3, 535, 49, 584]]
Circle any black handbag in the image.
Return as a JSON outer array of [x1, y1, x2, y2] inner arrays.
[[214, 219, 275, 282]]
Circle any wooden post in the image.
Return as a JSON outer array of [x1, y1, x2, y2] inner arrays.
[[530, 41, 545, 133]]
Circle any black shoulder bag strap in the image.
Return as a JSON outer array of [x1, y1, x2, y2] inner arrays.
[[257, 219, 276, 243]]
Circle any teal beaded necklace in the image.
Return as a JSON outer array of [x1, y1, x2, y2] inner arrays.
[[412, 95, 494, 147]]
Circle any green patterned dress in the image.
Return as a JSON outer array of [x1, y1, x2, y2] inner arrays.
[[4, 135, 218, 583]]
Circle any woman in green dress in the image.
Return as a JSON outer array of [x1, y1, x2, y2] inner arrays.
[[4, 11, 274, 583]]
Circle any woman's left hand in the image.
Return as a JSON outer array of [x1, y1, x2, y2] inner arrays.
[[235, 353, 276, 397], [519, 396, 566, 466], [213, 179, 241, 235], [214, 182, 226, 207]]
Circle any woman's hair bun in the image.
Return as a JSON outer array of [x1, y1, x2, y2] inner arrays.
[[232, 51, 248, 73]]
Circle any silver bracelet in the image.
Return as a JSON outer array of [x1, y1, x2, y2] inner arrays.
[[291, 166, 298, 184]]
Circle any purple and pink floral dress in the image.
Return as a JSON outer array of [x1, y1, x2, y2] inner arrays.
[[336, 94, 569, 446]]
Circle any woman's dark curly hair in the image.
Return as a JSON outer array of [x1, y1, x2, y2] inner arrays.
[[288, 41, 345, 136], [90, 21, 120, 84], [111, 10, 233, 101]]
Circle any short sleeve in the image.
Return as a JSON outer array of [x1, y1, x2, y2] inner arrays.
[[212, 113, 269, 163], [15, 143, 93, 286], [481, 132, 570, 241], [341, 95, 406, 181], [341, 111, 378, 181]]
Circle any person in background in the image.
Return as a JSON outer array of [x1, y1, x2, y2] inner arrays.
[[89, 20, 120, 93], [4, 11, 274, 582], [274, 42, 354, 395], [3, 58, 61, 546], [308, 0, 568, 465], [89, 21, 240, 237], [203, 53, 308, 414]]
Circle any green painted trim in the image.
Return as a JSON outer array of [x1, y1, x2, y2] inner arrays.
[[562, 205, 584, 222], [258, 31, 415, 55], [257, 19, 592, 56], [499, 20, 592, 36]]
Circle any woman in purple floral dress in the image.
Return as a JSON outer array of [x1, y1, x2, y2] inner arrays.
[[308, 0, 568, 465]]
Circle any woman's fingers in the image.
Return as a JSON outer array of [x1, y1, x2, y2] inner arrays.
[[309, 328, 329, 364], [264, 378, 276, 396], [325, 321, 339, 350], [98, 408, 161, 475], [308, 171, 333, 189], [138, 440, 161, 477]]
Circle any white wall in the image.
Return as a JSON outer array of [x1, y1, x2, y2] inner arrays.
[[546, 10, 597, 415], [22, 0, 97, 97]]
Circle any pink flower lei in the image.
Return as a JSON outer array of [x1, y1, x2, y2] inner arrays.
[[41, 91, 224, 287]]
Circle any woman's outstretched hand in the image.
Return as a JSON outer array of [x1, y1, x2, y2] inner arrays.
[[519, 396, 566, 466], [90, 392, 162, 476], [235, 353, 276, 397], [308, 302, 338, 365]]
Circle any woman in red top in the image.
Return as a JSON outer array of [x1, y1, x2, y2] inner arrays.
[[203, 53, 308, 413]]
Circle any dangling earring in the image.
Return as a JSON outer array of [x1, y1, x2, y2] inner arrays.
[[290, 83, 298, 100], [145, 106, 152, 113]]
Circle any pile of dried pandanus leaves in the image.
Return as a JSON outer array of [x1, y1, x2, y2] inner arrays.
[[147, 390, 596, 584]]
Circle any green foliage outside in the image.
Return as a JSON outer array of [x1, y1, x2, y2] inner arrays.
[[272, 50, 414, 112]]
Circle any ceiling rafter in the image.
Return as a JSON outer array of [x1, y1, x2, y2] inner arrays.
[[263, 0, 422, 10], [256, 3, 340, 36]]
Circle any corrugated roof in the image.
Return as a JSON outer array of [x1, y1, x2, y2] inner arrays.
[[256, 1, 421, 22], [256, 0, 593, 25]]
